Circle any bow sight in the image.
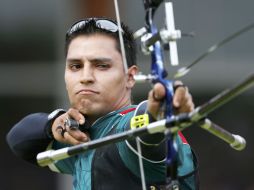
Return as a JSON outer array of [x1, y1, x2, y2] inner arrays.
[[134, 1, 181, 66]]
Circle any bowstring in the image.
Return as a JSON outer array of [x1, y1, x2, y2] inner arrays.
[[113, 0, 147, 189], [113, 0, 128, 74]]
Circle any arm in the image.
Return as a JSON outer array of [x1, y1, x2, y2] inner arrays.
[[6, 107, 89, 165], [117, 81, 195, 182], [119, 82, 197, 184], [6, 113, 52, 164], [127, 82, 194, 160], [6, 112, 83, 174], [6, 107, 90, 163]]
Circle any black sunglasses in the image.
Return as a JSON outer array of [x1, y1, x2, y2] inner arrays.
[[67, 18, 124, 35]]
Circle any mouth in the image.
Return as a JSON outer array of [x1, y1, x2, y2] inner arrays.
[[76, 89, 99, 95]]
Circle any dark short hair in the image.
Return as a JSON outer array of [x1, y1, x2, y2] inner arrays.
[[65, 18, 137, 67]]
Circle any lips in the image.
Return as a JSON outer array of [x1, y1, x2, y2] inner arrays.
[[76, 89, 99, 95]]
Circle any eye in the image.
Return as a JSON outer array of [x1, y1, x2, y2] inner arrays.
[[69, 63, 83, 71], [93, 59, 111, 70], [96, 63, 110, 69]]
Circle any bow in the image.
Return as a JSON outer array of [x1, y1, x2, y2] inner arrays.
[[37, 1, 254, 189], [131, 1, 181, 188], [116, 1, 252, 188]]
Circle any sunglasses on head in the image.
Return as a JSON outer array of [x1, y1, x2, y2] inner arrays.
[[67, 18, 124, 35]]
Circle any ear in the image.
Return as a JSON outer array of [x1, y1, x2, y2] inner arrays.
[[126, 65, 138, 89]]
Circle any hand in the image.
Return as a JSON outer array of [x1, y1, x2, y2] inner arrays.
[[52, 108, 90, 145], [173, 81, 194, 114], [147, 81, 194, 119]]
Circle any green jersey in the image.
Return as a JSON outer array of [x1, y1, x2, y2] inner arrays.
[[50, 105, 198, 190]]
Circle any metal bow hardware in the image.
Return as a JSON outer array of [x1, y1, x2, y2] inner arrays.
[[37, 1, 254, 189], [134, 0, 180, 118], [133, 1, 184, 188]]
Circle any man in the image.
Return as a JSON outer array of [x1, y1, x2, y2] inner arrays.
[[7, 18, 198, 190]]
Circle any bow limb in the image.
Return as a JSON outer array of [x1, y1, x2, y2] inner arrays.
[[174, 22, 254, 78]]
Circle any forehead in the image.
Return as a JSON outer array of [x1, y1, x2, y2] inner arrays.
[[68, 33, 118, 51], [69, 33, 118, 49], [67, 34, 121, 60]]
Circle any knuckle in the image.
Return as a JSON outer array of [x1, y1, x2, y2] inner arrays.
[[67, 108, 77, 116], [67, 108, 82, 120], [68, 108, 75, 112], [174, 80, 183, 85]]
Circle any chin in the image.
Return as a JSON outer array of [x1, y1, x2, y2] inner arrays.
[[78, 107, 91, 115], [77, 105, 97, 115], [73, 99, 93, 112]]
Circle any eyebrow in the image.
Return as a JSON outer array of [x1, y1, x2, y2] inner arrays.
[[89, 57, 112, 63], [66, 57, 113, 64], [66, 58, 80, 63]]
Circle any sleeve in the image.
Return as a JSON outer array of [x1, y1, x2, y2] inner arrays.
[[6, 113, 52, 164], [6, 113, 76, 174]]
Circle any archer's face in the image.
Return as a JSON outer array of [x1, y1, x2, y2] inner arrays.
[[65, 34, 137, 121]]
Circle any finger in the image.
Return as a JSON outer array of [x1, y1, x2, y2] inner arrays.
[[66, 128, 89, 142], [153, 83, 166, 101], [175, 93, 194, 113], [57, 114, 69, 125], [53, 125, 66, 141], [180, 94, 194, 112], [52, 113, 75, 139], [54, 124, 89, 145], [62, 131, 84, 145], [147, 83, 166, 118], [67, 108, 85, 125], [173, 85, 188, 108]]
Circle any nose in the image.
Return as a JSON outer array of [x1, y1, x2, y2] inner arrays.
[[80, 64, 95, 84]]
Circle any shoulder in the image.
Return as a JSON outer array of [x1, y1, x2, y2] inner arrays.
[[114, 106, 137, 132]]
